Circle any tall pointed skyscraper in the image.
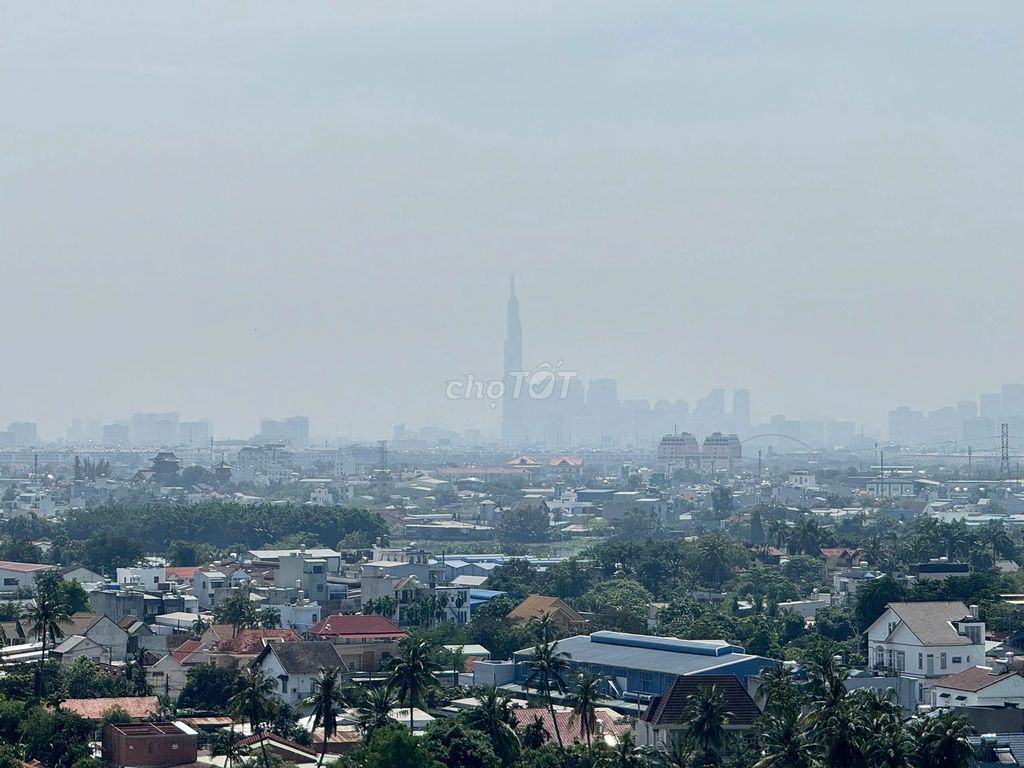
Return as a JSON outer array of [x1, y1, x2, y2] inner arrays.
[[502, 275, 525, 442]]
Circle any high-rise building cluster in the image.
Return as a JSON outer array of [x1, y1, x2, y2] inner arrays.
[[889, 383, 1024, 447]]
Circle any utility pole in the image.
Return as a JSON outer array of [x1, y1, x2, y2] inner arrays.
[[968, 446, 972, 479], [1001, 423, 1011, 480]]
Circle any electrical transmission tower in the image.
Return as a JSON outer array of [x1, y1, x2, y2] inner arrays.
[[1001, 423, 1011, 479]]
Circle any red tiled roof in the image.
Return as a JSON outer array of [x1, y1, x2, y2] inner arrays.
[[215, 629, 301, 654], [511, 707, 630, 745], [60, 696, 159, 720], [165, 567, 200, 580], [0, 561, 54, 572], [820, 547, 861, 558], [171, 639, 206, 663], [934, 666, 1016, 692], [308, 614, 407, 639]]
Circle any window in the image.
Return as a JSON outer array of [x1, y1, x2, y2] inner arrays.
[[281, 680, 287, 693], [896, 652, 905, 671], [2, 578, 16, 586], [941, 653, 947, 670], [875, 647, 884, 667], [918, 653, 923, 670], [952, 657, 962, 664]]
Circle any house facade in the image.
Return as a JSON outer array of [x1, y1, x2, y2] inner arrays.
[[867, 601, 985, 702], [931, 665, 1024, 709], [250, 641, 349, 706]]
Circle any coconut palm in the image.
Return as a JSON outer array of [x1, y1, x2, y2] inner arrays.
[[519, 639, 572, 748], [567, 672, 604, 747], [636, 737, 692, 768], [463, 685, 521, 766], [25, 591, 71, 696], [355, 683, 400, 738], [532, 612, 557, 644], [909, 711, 973, 768], [387, 638, 440, 732], [228, 667, 277, 768], [189, 615, 210, 639], [789, 515, 821, 556], [803, 646, 849, 721], [755, 663, 797, 714], [256, 607, 281, 629], [684, 684, 731, 767], [603, 730, 638, 768], [303, 666, 346, 768], [214, 590, 257, 636], [865, 713, 914, 768], [754, 705, 816, 768], [812, 698, 868, 768]]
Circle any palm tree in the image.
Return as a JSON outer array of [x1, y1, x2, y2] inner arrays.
[[803, 646, 849, 721], [212, 726, 245, 768], [387, 639, 440, 732], [532, 612, 557, 644], [228, 667, 277, 768], [813, 698, 869, 768], [303, 666, 346, 768], [25, 591, 71, 696], [463, 685, 521, 766], [636, 737, 692, 768], [189, 615, 210, 639], [754, 705, 816, 768], [755, 663, 796, 714], [789, 515, 821, 556], [256, 607, 281, 629], [603, 730, 638, 768], [910, 711, 973, 768], [214, 590, 257, 636], [865, 713, 914, 768], [355, 683, 399, 738], [684, 684, 731, 767], [519, 639, 571, 748], [568, 672, 604, 747], [124, 646, 151, 696]]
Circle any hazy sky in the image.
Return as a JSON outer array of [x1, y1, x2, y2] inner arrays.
[[2, 2, 1022, 440]]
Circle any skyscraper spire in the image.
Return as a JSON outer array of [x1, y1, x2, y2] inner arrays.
[[504, 274, 522, 375], [503, 275, 524, 442]]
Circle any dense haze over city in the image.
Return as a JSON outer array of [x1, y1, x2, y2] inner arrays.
[[3, 2, 1024, 441], [7, 6, 1024, 768]]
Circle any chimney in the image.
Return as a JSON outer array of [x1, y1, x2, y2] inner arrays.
[[970, 604, 980, 619]]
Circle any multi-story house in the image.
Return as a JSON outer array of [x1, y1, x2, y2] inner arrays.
[[866, 601, 985, 702]]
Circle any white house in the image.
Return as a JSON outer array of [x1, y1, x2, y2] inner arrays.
[[250, 641, 349, 706], [116, 566, 166, 588], [51, 635, 110, 665], [788, 471, 817, 489], [931, 665, 1024, 709], [0, 561, 57, 596], [867, 601, 985, 701]]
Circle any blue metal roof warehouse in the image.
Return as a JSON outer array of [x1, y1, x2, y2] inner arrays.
[[513, 631, 777, 700]]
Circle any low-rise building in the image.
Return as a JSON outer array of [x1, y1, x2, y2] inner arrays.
[[251, 641, 349, 706], [867, 601, 985, 702], [0, 561, 56, 596], [636, 674, 760, 747], [307, 614, 407, 673], [512, 632, 776, 701], [507, 595, 587, 634], [931, 665, 1024, 709], [102, 722, 197, 768]]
